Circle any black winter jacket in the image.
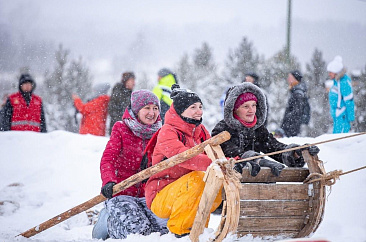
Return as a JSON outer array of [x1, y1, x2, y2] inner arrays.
[[108, 83, 132, 134], [281, 82, 308, 137]]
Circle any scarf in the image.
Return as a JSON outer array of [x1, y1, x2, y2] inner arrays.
[[233, 113, 257, 128], [124, 108, 162, 140]]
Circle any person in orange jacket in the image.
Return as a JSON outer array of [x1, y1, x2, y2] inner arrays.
[[145, 84, 222, 238], [72, 83, 110, 136]]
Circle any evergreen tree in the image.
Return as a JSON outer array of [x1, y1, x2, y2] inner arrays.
[[191, 42, 224, 131], [42, 44, 93, 132], [176, 53, 194, 90], [223, 37, 260, 84], [304, 49, 330, 137], [353, 65, 366, 131], [262, 47, 300, 131]]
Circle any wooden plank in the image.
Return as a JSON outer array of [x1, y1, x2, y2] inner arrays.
[[240, 200, 309, 217], [237, 230, 298, 238], [240, 167, 309, 183], [297, 151, 326, 238], [190, 165, 224, 242], [238, 217, 305, 231], [239, 183, 309, 200]]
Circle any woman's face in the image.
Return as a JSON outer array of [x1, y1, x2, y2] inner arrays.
[[137, 104, 159, 125], [235, 100, 257, 122], [181, 102, 203, 120]]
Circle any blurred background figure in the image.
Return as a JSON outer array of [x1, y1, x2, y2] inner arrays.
[[72, 82, 110, 136], [281, 70, 309, 137], [1, 74, 47, 132], [327, 56, 355, 133], [152, 68, 177, 123], [244, 72, 259, 86], [108, 72, 136, 135]]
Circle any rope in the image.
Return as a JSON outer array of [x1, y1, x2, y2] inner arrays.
[[235, 132, 366, 164], [304, 165, 366, 186]]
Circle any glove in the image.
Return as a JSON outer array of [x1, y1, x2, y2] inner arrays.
[[259, 159, 285, 177], [234, 150, 261, 177], [101, 182, 116, 199], [282, 144, 305, 167]]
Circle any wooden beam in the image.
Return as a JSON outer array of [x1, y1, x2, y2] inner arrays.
[[189, 165, 224, 242], [240, 200, 309, 217], [240, 167, 309, 183], [239, 183, 309, 200]]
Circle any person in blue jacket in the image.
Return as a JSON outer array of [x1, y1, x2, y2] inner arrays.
[[327, 56, 355, 133]]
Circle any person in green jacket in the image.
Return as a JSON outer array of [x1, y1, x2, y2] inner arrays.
[[152, 68, 177, 123]]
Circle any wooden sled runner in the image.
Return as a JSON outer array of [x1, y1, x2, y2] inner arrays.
[[190, 145, 327, 242]]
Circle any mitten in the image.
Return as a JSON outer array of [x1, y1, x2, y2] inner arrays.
[[259, 159, 285, 177], [101, 182, 116, 199], [234, 150, 261, 176], [282, 144, 305, 167]]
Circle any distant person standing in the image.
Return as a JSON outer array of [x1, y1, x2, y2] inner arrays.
[[1, 74, 47, 132], [108, 72, 135, 135], [281, 70, 309, 137], [327, 56, 355, 133], [72, 83, 110, 136], [152, 68, 177, 123]]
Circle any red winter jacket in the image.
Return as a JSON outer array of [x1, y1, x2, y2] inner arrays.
[[74, 95, 110, 136], [9, 92, 42, 132], [100, 108, 151, 198], [145, 105, 211, 208]]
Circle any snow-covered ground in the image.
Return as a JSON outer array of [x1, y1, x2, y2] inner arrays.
[[0, 130, 365, 242]]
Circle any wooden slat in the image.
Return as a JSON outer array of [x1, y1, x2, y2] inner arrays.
[[238, 217, 305, 231], [190, 165, 224, 242], [297, 151, 326, 238], [240, 167, 309, 183], [240, 183, 309, 200], [240, 200, 309, 217], [237, 230, 298, 238]]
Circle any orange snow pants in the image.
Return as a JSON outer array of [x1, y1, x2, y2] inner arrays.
[[150, 171, 222, 235]]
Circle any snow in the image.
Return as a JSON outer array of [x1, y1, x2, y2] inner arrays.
[[0, 130, 365, 242]]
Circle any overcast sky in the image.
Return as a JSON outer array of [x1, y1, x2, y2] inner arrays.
[[1, 0, 366, 84]]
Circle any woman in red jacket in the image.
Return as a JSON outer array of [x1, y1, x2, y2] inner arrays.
[[93, 90, 168, 240], [145, 84, 222, 238]]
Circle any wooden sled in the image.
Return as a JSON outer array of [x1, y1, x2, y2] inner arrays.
[[190, 145, 327, 242]]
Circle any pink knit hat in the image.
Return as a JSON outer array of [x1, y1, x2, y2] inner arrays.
[[234, 92, 257, 110], [131, 89, 160, 116]]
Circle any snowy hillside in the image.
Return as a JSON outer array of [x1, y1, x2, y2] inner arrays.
[[0, 131, 365, 242]]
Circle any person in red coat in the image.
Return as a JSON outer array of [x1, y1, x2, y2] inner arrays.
[[1, 74, 47, 132], [145, 84, 222, 238], [72, 83, 110, 136], [92, 90, 168, 240]]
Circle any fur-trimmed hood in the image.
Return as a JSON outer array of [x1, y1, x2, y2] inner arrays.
[[224, 82, 267, 131]]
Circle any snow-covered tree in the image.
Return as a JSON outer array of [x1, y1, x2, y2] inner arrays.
[[262, 47, 301, 131], [176, 53, 194, 90], [223, 36, 260, 84], [42, 44, 93, 132], [304, 49, 330, 137], [191, 42, 224, 131]]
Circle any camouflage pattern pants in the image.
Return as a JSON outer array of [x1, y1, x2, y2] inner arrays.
[[106, 195, 168, 239]]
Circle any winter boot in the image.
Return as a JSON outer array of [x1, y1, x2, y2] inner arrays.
[[92, 208, 109, 240]]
